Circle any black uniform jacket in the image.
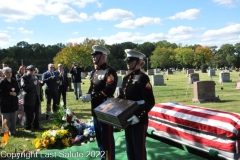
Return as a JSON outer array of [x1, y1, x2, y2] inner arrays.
[[87, 63, 118, 117], [118, 69, 155, 123]]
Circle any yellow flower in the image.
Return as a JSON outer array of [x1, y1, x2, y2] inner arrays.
[[50, 136, 56, 144], [35, 141, 42, 149], [32, 138, 41, 145], [62, 138, 70, 147]]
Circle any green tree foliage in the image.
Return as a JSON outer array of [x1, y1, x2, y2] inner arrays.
[[151, 47, 176, 68], [53, 43, 92, 71], [214, 44, 235, 67], [194, 46, 213, 67], [174, 47, 194, 68], [155, 40, 178, 49]]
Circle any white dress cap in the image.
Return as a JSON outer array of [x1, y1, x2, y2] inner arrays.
[[92, 45, 110, 55], [124, 49, 146, 60]]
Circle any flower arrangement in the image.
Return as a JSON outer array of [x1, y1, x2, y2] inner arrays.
[[32, 129, 71, 149], [33, 105, 96, 149]]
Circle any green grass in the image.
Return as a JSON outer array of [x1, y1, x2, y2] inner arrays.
[[1, 69, 240, 153]]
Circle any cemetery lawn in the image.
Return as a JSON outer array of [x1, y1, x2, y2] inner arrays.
[[1, 69, 240, 153]]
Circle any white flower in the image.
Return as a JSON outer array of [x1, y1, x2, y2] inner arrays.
[[49, 130, 57, 137]]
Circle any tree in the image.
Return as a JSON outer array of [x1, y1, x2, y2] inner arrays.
[[174, 47, 194, 68], [155, 40, 178, 49], [194, 46, 213, 67], [53, 43, 92, 71], [215, 44, 235, 68], [151, 47, 175, 68]]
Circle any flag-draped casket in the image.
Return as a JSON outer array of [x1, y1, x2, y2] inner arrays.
[[148, 102, 240, 159]]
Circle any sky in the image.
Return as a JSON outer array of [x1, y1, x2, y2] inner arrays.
[[0, 0, 240, 49]]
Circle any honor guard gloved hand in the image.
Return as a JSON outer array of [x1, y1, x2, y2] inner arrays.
[[127, 115, 139, 125], [80, 94, 91, 102]]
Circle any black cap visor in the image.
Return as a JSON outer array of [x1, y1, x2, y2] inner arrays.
[[91, 51, 103, 55], [124, 57, 139, 62]]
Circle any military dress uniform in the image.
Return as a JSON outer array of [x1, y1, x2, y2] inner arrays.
[[118, 49, 155, 160], [81, 45, 118, 160]]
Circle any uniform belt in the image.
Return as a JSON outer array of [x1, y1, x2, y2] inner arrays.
[[136, 100, 145, 105]]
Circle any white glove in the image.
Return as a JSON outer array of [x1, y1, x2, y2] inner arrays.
[[80, 94, 91, 102], [127, 115, 139, 125]]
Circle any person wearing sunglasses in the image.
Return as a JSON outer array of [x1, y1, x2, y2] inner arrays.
[[117, 49, 155, 160]]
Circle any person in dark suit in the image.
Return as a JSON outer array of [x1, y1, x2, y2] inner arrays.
[[117, 49, 155, 160], [42, 63, 60, 117], [21, 65, 43, 132], [80, 45, 118, 160], [56, 64, 69, 107], [69, 63, 83, 100]]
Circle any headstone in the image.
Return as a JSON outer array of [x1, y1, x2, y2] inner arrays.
[[152, 75, 165, 86], [120, 70, 126, 75], [208, 69, 216, 76], [81, 72, 86, 79], [188, 73, 199, 84], [192, 81, 220, 103], [117, 76, 123, 87], [147, 69, 154, 75], [236, 82, 240, 90], [187, 69, 194, 77], [219, 72, 232, 82], [154, 68, 160, 74], [167, 69, 173, 75]]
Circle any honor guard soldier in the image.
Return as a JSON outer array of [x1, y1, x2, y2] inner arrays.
[[117, 49, 155, 160], [80, 45, 118, 160]]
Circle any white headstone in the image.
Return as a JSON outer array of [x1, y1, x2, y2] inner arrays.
[[152, 75, 165, 86], [219, 72, 232, 82]]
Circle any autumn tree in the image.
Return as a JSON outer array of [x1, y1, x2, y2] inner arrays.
[[53, 43, 92, 71]]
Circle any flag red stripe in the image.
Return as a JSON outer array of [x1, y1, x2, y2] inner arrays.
[[149, 120, 237, 152]]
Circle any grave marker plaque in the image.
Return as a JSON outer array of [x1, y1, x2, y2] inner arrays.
[[208, 69, 216, 76], [188, 73, 199, 84], [219, 72, 232, 82], [152, 75, 165, 86], [120, 70, 126, 75], [147, 69, 154, 75], [117, 76, 123, 87], [187, 69, 194, 77], [192, 81, 220, 103], [167, 69, 173, 75]]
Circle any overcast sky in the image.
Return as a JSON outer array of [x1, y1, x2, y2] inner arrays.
[[0, 0, 240, 49]]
